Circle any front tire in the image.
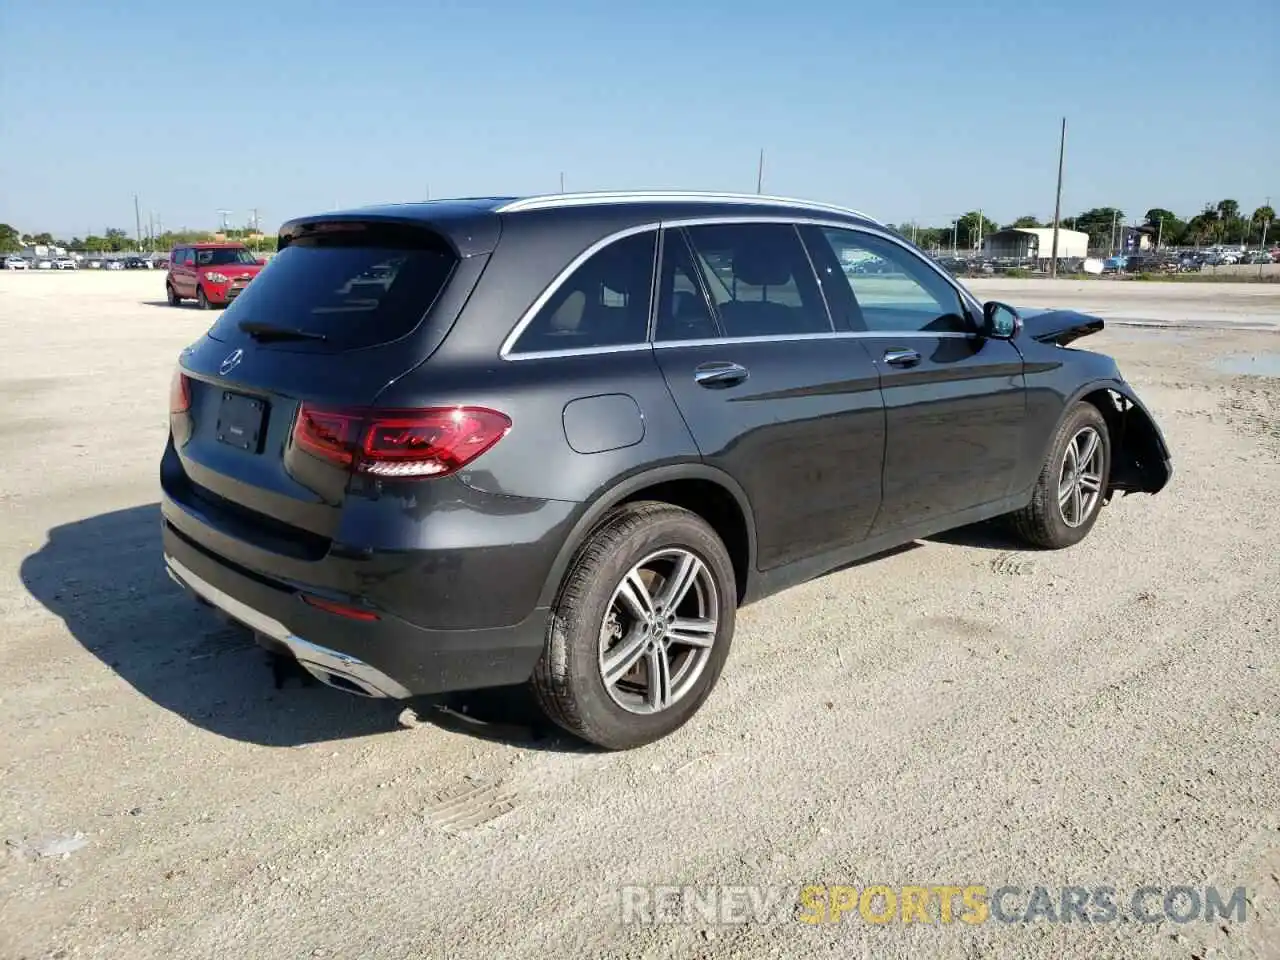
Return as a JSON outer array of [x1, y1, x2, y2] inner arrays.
[[1009, 401, 1111, 548], [532, 502, 737, 750], [196, 286, 210, 310]]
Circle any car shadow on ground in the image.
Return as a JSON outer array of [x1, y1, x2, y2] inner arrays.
[[20, 503, 579, 751], [926, 519, 1032, 550], [139, 300, 200, 309]]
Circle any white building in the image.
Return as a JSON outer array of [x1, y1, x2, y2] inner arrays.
[[982, 228, 1089, 260]]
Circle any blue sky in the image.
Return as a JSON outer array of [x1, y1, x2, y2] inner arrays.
[[1, 0, 1275, 237]]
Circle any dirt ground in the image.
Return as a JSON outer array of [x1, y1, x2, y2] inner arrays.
[[1, 272, 1278, 960]]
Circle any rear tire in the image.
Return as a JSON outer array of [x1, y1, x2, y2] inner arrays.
[[1008, 401, 1111, 548], [196, 286, 210, 310], [532, 501, 736, 750], [166, 282, 180, 306]]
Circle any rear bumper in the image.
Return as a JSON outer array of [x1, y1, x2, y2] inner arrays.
[[161, 516, 550, 698], [166, 554, 412, 698]]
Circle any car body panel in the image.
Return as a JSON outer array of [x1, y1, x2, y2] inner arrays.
[[655, 337, 885, 569], [861, 334, 1026, 535]]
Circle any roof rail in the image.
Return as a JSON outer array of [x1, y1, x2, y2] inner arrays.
[[494, 191, 879, 223]]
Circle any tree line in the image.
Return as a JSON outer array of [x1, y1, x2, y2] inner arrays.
[[5, 199, 1274, 257], [0, 223, 277, 254], [889, 199, 1275, 253]]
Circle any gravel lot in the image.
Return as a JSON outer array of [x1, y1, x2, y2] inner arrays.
[[2, 272, 1278, 960]]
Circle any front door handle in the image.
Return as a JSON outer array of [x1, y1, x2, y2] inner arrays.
[[882, 348, 922, 368], [694, 361, 749, 388]]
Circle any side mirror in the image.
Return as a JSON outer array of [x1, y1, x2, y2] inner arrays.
[[983, 301, 1021, 340]]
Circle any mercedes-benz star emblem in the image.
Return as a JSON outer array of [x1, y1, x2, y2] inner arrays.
[[219, 348, 244, 376]]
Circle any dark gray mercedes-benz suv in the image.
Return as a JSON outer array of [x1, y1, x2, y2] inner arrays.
[[161, 191, 1172, 748]]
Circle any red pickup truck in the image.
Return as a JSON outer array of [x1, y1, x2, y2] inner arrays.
[[166, 242, 267, 309]]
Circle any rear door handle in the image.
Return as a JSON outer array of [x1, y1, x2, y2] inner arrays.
[[694, 361, 749, 388], [882, 348, 922, 368]]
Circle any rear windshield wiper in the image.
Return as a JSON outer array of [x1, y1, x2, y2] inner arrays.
[[237, 321, 328, 342]]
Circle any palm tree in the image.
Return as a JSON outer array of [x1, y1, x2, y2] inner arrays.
[[1251, 206, 1275, 246], [1216, 200, 1241, 243]]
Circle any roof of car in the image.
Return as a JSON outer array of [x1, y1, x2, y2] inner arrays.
[[309, 191, 879, 222], [280, 192, 883, 259], [172, 241, 250, 250]]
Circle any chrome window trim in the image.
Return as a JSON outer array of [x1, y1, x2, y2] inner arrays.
[[494, 191, 880, 223], [505, 343, 655, 361], [499, 215, 983, 361], [652, 331, 975, 349]]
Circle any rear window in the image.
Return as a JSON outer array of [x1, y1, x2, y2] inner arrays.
[[207, 225, 457, 351]]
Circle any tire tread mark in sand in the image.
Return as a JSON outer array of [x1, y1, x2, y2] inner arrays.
[[990, 552, 1036, 576], [425, 779, 517, 834]]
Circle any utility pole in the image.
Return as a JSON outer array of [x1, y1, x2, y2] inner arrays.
[[217, 209, 231, 234], [559, 172, 565, 193], [977, 208, 984, 251], [756, 148, 764, 194], [1110, 209, 1118, 255], [1049, 117, 1066, 277], [134, 194, 143, 252], [1156, 216, 1163, 251], [952, 220, 958, 256]]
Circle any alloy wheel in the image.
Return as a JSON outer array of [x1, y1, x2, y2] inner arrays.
[[598, 548, 719, 715], [1058, 426, 1103, 527]]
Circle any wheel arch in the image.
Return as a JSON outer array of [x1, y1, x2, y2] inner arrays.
[[537, 463, 757, 609], [1056, 379, 1172, 499]]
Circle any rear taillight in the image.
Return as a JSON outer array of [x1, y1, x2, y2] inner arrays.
[[170, 369, 191, 414], [292, 404, 511, 479]]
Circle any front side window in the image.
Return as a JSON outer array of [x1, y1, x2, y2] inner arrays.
[[815, 228, 970, 333], [509, 231, 657, 354], [682, 222, 831, 338]]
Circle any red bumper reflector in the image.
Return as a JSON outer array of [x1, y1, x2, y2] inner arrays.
[[300, 594, 380, 621]]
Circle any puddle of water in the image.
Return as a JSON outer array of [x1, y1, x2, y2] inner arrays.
[[1215, 353, 1280, 377]]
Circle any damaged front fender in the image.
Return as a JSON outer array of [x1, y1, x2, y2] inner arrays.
[[1084, 381, 1173, 499]]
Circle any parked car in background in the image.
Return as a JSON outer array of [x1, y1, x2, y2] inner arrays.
[[35, 259, 53, 269], [162, 191, 1173, 749], [105, 258, 125, 270], [3, 255, 28, 270], [52, 257, 78, 270], [166, 242, 266, 309]]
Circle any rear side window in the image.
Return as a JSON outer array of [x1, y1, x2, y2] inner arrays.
[[682, 223, 831, 338], [655, 229, 718, 342], [509, 231, 656, 355], [207, 224, 457, 351]]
